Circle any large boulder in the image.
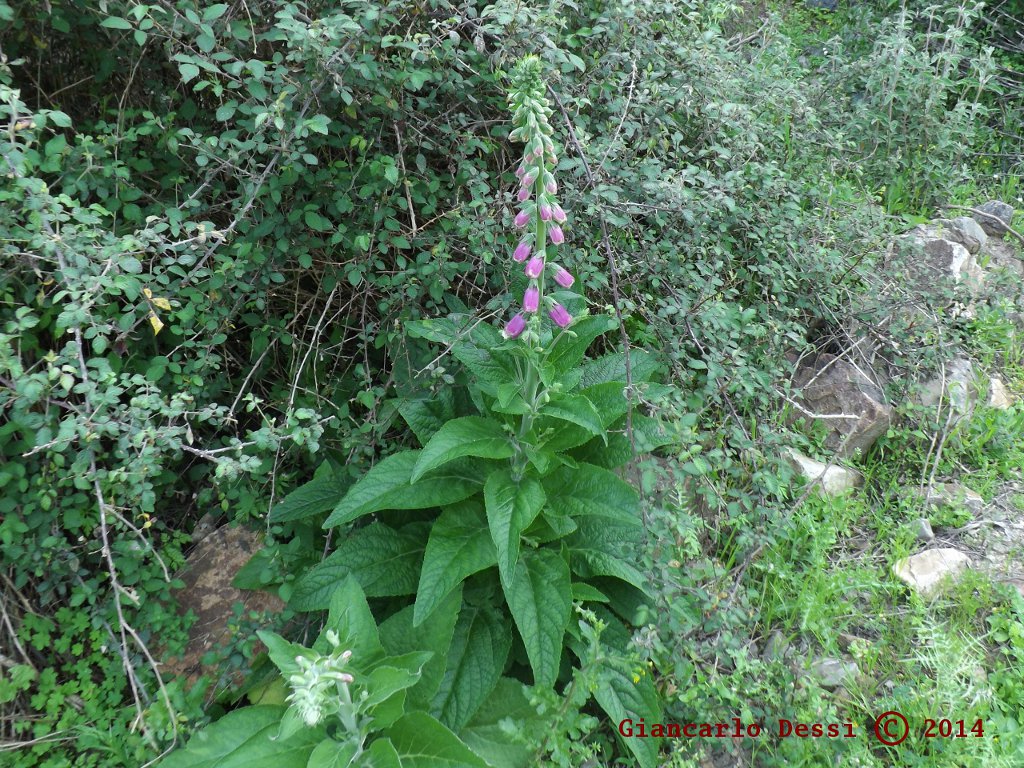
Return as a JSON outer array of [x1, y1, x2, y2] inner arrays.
[[899, 230, 984, 294], [942, 217, 987, 254], [164, 525, 285, 690], [972, 200, 1015, 237], [790, 352, 892, 459]]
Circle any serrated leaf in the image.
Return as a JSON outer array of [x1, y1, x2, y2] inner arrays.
[[415, 503, 496, 627], [305, 738, 359, 768], [256, 630, 314, 680], [290, 523, 426, 610], [432, 606, 510, 731], [100, 16, 132, 29], [269, 471, 351, 523], [461, 678, 544, 768], [379, 591, 461, 711], [322, 575, 383, 661], [396, 394, 455, 445], [504, 549, 571, 689], [179, 62, 201, 83], [537, 393, 605, 442], [381, 712, 488, 768], [412, 417, 514, 483], [595, 666, 661, 768], [407, 317, 516, 391], [324, 451, 481, 529], [203, 2, 229, 20], [159, 706, 321, 768], [543, 315, 617, 381], [362, 738, 402, 768], [484, 470, 545, 588], [304, 210, 332, 232], [542, 463, 640, 524], [578, 350, 658, 388]]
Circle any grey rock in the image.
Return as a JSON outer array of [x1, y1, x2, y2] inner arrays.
[[922, 239, 984, 289], [810, 657, 858, 690], [913, 517, 935, 542], [944, 217, 988, 254], [791, 353, 892, 459], [784, 449, 864, 496], [924, 482, 984, 515], [919, 356, 978, 418], [973, 200, 1015, 237], [805, 0, 838, 9], [893, 547, 971, 597], [989, 377, 1013, 410]]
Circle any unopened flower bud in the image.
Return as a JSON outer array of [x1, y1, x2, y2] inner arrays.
[[539, 204, 552, 221], [525, 255, 544, 278], [513, 239, 532, 262], [524, 285, 539, 312], [503, 313, 526, 339], [553, 265, 574, 288], [549, 225, 564, 245], [517, 186, 530, 202], [514, 210, 531, 228], [549, 303, 572, 328], [552, 204, 566, 223]]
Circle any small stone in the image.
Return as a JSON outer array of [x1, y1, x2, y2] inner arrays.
[[913, 517, 935, 542], [810, 657, 858, 690], [972, 200, 1015, 237], [943, 217, 987, 254], [924, 483, 984, 515], [893, 548, 971, 597], [784, 450, 864, 496], [989, 377, 1013, 410]]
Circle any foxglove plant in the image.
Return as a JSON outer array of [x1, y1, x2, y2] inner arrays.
[[276, 56, 673, 768]]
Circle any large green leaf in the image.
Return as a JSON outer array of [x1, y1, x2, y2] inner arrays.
[[397, 393, 455, 445], [578, 350, 658, 388], [536, 393, 605, 442], [381, 711, 489, 768], [567, 515, 648, 592], [415, 503, 497, 627], [432, 606, 510, 731], [542, 315, 617, 381], [412, 417, 515, 483], [269, 469, 352, 523], [483, 470, 545, 588], [324, 451, 481, 529], [362, 738, 402, 768], [322, 575, 383, 661], [290, 523, 426, 611], [542, 463, 640, 524], [594, 665, 662, 768], [504, 549, 572, 689], [306, 738, 360, 768], [460, 679, 542, 768], [160, 706, 322, 768], [407, 317, 517, 391], [380, 588, 462, 710]]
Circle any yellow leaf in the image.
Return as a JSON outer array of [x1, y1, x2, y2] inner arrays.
[[143, 287, 172, 310], [148, 311, 164, 335]]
